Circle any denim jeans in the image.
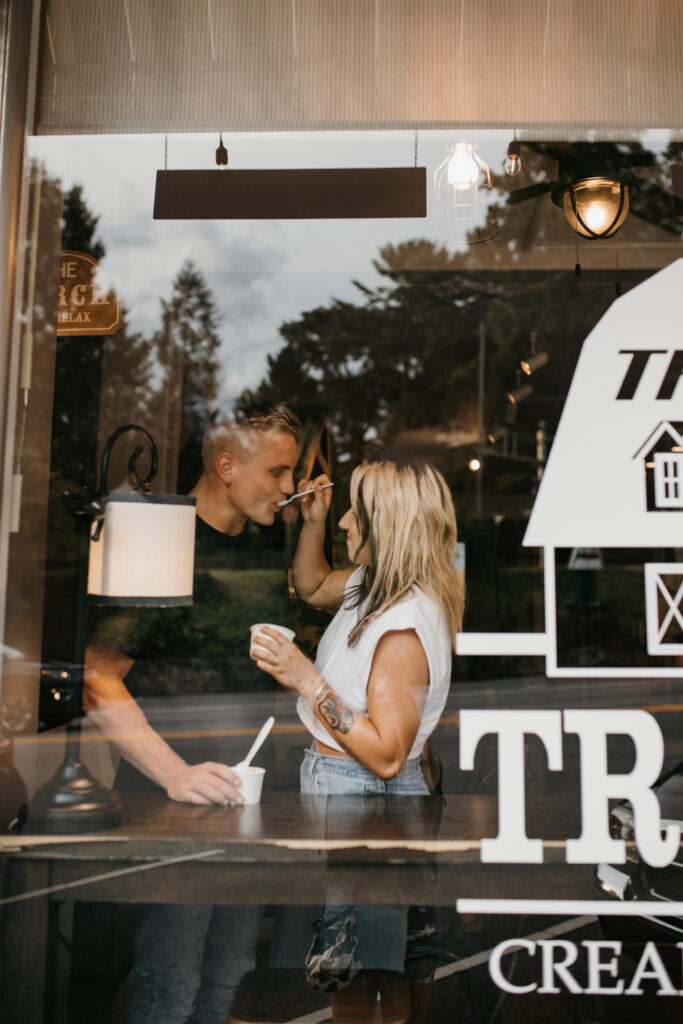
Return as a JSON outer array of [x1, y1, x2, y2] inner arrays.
[[125, 903, 263, 1024], [300, 749, 432, 975], [300, 749, 429, 797]]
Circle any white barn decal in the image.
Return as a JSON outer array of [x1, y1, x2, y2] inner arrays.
[[456, 259, 683, 678]]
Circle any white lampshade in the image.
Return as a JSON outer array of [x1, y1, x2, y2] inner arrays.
[[87, 493, 196, 605]]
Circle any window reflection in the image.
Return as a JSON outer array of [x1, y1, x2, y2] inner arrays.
[[2, 128, 682, 1023]]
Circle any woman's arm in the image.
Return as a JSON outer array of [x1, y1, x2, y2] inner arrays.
[[292, 474, 352, 609], [251, 627, 429, 779]]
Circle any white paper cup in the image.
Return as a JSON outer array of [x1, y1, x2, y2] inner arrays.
[[232, 765, 266, 804], [250, 622, 295, 659]]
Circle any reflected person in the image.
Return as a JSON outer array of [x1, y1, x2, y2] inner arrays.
[[84, 407, 300, 1024], [252, 461, 464, 1024]]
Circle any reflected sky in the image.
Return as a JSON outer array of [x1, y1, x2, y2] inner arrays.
[[29, 129, 676, 409]]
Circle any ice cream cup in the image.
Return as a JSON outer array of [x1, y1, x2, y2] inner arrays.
[[232, 765, 266, 805], [250, 622, 295, 659]]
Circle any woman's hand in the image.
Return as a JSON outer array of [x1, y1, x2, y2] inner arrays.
[[298, 473, 332, 527], [250, 626, 320, 701]]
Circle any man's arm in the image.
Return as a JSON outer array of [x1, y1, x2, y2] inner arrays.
[[85, 645, 244, 805]]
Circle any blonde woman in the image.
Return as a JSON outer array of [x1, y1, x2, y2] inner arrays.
[[252, 461, 463, 1022]]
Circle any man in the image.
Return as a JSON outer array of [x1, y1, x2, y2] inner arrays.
[[84, 406, 301, 1024]]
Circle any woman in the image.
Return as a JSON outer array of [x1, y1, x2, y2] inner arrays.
[[251, 461, 464, 1022]]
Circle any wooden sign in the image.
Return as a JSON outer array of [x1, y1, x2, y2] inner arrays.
[[57, 251, 122, 336], [153, 167, 426, 220]]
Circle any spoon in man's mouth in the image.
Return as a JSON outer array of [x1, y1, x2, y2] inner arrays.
[[276, 482, 334, 508]]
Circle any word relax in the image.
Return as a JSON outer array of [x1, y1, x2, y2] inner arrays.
[[490, 939, 683, 997], [459, 709, 680, 866]]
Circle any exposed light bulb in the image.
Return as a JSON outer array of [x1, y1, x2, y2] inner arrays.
[[468, 458, 481, 472], [505, 137, 522, 177], [447, 143, 483, 189], [434, 142, 492, 216]]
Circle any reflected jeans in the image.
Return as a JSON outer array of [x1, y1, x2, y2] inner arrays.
[[125, 903, 263, 1024], [300, 750, 435, 975]]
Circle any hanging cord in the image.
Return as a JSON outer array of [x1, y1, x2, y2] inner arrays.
[[614, 233, 622, 296], [164, 133, 168, 171]]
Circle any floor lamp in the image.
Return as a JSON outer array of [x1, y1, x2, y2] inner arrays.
[[25, 425, 196, 833]]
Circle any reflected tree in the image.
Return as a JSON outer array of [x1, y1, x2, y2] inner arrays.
[[44, 184, 156, 661], [154, 260, 222, 493], [61, 185, 105, 260], [239, 238, 623, 504]]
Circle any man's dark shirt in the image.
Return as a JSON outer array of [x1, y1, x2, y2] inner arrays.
[[88, 515, 293, 790]]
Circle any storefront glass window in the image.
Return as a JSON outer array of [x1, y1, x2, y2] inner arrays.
[[2, 122, 683, 1022]]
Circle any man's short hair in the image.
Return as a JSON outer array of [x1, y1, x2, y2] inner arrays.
[[201, 405, 302, 470]]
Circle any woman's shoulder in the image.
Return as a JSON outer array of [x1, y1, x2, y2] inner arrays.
[[369, 585, 444, 635]]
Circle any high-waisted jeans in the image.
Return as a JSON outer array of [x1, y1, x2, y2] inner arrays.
[[301, 748, 429, 797], [300, 749, 437, 978]]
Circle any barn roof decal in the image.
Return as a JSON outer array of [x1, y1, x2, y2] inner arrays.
[[524, 258, 683, 548]]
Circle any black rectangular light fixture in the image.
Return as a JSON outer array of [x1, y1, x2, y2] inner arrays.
[[153, 167, 426, 219]]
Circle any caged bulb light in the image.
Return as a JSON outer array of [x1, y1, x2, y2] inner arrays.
[[434, 142, 492, 212], [562, 177, 629, 239]]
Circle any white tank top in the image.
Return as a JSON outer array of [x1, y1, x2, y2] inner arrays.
[[297, 567, 452, 759]]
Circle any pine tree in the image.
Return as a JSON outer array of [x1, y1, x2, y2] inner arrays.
[[155, 260, 222, 493], [61, 185, 105, 259]]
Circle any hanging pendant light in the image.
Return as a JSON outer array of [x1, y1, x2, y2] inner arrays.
[[561, 176, 629, 239], [505, 134, 522, 177], [434, 142, 492, 217]]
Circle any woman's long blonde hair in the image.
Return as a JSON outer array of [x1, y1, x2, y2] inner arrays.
[[346, 461, 464, 647]]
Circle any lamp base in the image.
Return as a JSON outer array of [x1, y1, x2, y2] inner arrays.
[[24, 758, 122, 834]]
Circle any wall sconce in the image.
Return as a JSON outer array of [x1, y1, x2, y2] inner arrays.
[[26, 425, 196, 833], [561, 176, 629, 239], [434, 142, 492, 214]]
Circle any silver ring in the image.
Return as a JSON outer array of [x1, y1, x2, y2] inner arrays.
[[273, 656, 280, 665]]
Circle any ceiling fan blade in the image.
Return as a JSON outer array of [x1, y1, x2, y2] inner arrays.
[[506, 182, 555, 205], [523, 141, 577, 163], [673, 163, 683, 216], [630, 177, 683, 235]]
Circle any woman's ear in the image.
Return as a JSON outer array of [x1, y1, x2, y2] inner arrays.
[[215, 451, 234, 484]]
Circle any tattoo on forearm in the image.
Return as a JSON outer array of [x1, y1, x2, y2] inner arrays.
[[316, 684, 355, 735]]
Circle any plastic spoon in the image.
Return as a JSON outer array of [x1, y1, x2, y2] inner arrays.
[[234, 716, 275, 770], [277, 482, 333, 508]]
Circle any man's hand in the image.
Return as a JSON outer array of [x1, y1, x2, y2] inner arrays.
[[165, 761, 244, 805], [85, 682, 246, 806]]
